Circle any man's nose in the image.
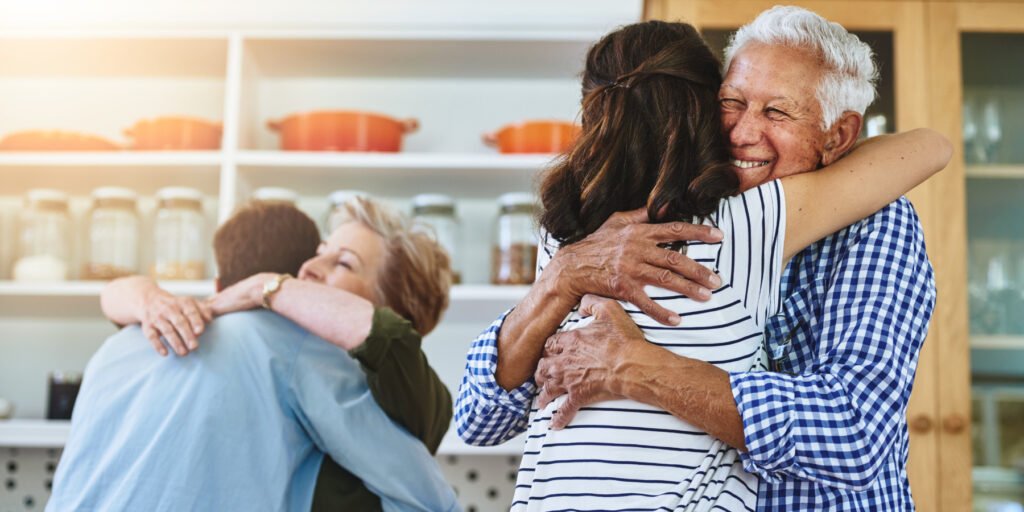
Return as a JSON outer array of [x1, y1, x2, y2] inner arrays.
[[728, 110, 763, 148]]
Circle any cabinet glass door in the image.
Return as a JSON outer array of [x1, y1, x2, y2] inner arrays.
[[964, 32, 1024, 512]]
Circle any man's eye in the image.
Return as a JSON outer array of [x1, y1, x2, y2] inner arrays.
[[766, 108, 788, 120], [720, 98, 743, 109]]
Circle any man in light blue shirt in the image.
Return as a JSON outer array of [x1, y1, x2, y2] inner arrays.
[[48, 202, 459, 512], [48, 310, 458, 512]]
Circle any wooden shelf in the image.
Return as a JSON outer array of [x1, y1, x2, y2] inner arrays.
[[0, 419, 69, 448], [966, 165, 1024, 179]]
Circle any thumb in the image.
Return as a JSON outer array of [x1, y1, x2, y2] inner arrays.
[[551, 398, 581, 430], [578, 294, 609, 318]]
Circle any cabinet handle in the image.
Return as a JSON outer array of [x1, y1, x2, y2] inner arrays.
[[942, 414, 967, 434], [910, 415, 933, 433]]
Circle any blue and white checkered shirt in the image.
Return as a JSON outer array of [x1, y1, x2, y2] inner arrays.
[[455, 197, 935, 511]]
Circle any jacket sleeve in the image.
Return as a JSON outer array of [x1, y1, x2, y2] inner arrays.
[[348, 307, 452, 454], [729, 198, 936, 490]]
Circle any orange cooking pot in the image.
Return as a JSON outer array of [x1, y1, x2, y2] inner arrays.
[[483, 120, 581, 154], [268, 111, 419, 152], [125, 117, 222, 150], [0, 130, 120, 151]]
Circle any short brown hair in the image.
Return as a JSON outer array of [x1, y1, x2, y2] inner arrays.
[[333, 197, 451, 336], [213, 202, 321, 287]]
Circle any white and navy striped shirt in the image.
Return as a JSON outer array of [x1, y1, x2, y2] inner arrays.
[[459, 181, 787, 511]]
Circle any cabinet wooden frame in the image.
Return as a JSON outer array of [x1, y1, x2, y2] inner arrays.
[[643, 1, 979, 510]]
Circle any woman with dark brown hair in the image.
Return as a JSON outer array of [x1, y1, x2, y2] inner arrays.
[[474, 20, 950, 510]]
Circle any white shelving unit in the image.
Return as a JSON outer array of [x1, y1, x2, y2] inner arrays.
[[0, 6, 647, 508], [0, 24, 592, 425], [0, 420, 70, 448], [0, 419, 525, 455]]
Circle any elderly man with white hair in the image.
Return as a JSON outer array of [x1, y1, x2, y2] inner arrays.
[[457, 6, 935, 511]]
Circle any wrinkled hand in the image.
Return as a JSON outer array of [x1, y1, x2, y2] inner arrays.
[[141, 289, 213, 357], [206, 273, 275, 317], [535, 296, 648, 429], [550, 208, 723, 326]]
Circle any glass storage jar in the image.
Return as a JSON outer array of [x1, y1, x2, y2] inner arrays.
[[412, 194, 461, 284], [83, 187, 139, 280], [325, 189, 370, 234], [14, 189, 71, 281], [153, 187, 206, 280], [253, 187, 299, 205], [492, 192, 537, 285]]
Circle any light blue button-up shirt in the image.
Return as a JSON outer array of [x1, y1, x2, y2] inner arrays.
[[48, 310, 460, 512]]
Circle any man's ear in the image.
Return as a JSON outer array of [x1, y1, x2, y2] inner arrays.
[[214, 276, 223, 293], [821, 111, 863, 166]]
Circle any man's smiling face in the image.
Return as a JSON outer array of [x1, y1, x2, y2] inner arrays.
[[720, 43, 831, 192]]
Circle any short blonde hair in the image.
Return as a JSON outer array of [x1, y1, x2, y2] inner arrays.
[[335, 197, 452, 336]]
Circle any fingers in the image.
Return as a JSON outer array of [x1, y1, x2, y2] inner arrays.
[[608, 207, 650, 226], [144, 325, 168, 357], [648, 249, 722, 291], [153, 319, 188, 356], [197, 300, 214, 322], [181, 300, 207, 339], [637, 264, 713, 302], [536, 383, 559, 410], [551, 396, 581, 430], [647, 222, 723, 244], [625, 292, 680, 326], [170, 314, 198, 351]]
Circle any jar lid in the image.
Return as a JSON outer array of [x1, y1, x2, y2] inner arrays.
[[328, 190, 370, 207], [157, 186, 203, 202], [413, 194, 455, 215], [253, 187, 298, 204], [498, 192, 535, 207], [92, 187, 138, 202], [413, 194, 454, 208], [26, 188, 69, 204]]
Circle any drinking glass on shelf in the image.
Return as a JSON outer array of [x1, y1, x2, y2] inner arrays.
[[982, 96, 1003, 164], [963, 94, 983, 164]]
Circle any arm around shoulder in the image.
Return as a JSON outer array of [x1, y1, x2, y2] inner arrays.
[[781, 128, 951, 261]]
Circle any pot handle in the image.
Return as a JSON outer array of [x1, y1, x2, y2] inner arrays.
[[267, 119, 282, 132], [482, 132, 498, 147], [400, 118, 420, 134]]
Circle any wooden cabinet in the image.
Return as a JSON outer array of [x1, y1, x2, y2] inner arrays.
[[644, 1, 1024, 510]]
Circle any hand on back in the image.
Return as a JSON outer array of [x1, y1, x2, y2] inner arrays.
[[551, 208, 724, 326], [140, 288, 213, 357]]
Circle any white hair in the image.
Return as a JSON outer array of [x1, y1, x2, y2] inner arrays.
[[723, 5, 878, 129]]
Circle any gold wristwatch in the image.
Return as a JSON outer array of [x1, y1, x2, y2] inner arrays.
[[261, 273, 292, 310]]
